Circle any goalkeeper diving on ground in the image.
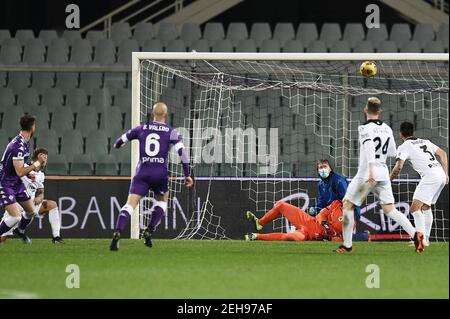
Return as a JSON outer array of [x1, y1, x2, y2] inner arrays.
[[110, 102, 193, 251], [244, 159, 370, 242]]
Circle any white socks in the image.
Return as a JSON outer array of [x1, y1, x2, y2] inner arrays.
[[48, 207, 61, 238], [386, 209, 416, 238], [342, 209, 354, 248], [3, 212, 21, 227], [411, 210, 425, 234], [423, 209, 433, 242]]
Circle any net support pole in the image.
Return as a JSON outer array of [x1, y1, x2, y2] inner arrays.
[[130, 53, 141, 239]]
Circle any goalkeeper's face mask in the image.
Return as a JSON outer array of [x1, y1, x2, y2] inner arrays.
[[317, 164, 331, 179]]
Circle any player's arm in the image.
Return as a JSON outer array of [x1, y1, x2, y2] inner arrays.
[[34, 188, 44, 205], [13, 153, 47, 177], [390, 159, 404, 181], [171, 130, 193, 187], [113, 126, 140, 148], [435, 147, 448, 183]]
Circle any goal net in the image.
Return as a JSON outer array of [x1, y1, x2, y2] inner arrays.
[[131, 52, 449, 242]]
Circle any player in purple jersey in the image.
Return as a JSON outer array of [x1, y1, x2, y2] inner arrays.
[[110, 102, 193, 251], [0, 114, 47, 244]]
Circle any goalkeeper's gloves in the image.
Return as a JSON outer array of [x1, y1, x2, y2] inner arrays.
[[308, 207, 316, 215], [321, 221, 337, 240]]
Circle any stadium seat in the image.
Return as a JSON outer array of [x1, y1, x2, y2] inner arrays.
[[250, 22, 272, 47], [437, 23, 449, 50], [85, 30, 105, 47], [46, 39, 69, 66], [90, 88, 112, 111], [282, 40, 304, 53], [329, 40, 350, 53], [296, 23, 319, 47], [32, 72, 55, 94], [0, 45, 21, 65], [401, 40, 421, 53], [93, 39, 116, 66], [23, 104, 49, 123], [157, 22, 178, 46], [0, 71, 6, 87], [111, 22, 132, 46], [353, 40, 374, 53], [189, 39, 210, 52], [343, 23, 365, 48], [17, 87, 39, 106], [413, 23, 435, 48], [377, 40, 398, 53], [142, 39, 163, 52], [273, 23, 295, 47], [117, 143, 131, 175], [423, 40, 445, 53], [22, 39, 46, 65], [42, 88, 64, 108], [56, 72, 79, 93], [390, 23, 411, 48], [104, 72, 126, 95], [113, 88, 131, 112], [66, 88, 88, 108], [15, 29, 34, 46], [95, 154, 119, 175], [75, 106, 99, 135], [2, 37, 21, 52], [62, 30, 82, 46], [320, 23, 341, 48], [165, 39, 186, 52], [2, 106, 24, 137], [181, 22, 201, 47], [101, 105, 123, 131], [38, 30, 58, 47], [85, 130, 109, 156], [132, 22, 154, 47], [0, 30, 11, 44], [366, 24, 388, 47], [212, 39, 233, 52], [0, 87, 16, 106], [34, 128, 58, 154], [203, 23, 225, 45], [69, 39, 93, 66], [236, 39, 257, 52], [8, 72, 31, 91], [226, 22, 248, 46], [70, 154, 93, 175], [60, 130, 83, 159], [306, 40, 327, 53], [117, 39, 139, 66], [51, 108, 74, 134], [79, 72, 103, 96], [259, 39, 281, 52], [45, 154, 69, 175], [0, 129, 10, 147]]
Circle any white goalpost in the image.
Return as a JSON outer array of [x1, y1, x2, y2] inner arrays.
[[130, 52, 449, 241]]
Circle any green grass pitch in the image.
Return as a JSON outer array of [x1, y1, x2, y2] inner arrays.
[[0, 239, 448, 299]]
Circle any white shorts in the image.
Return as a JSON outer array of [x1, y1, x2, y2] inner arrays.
[[413, 176, 446, 206], [344, 178, 395, 207]]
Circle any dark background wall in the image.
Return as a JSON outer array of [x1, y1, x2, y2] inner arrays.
[[0, 0, 410, 33]]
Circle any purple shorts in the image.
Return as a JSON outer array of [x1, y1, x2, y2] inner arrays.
[[0, 183, 31, 207], [129, 174, 169, 196]]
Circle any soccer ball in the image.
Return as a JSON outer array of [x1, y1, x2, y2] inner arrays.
[[360, 61, 377, 78]]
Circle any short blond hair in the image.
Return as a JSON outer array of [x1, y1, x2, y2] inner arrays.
[[366, 97, 381, 114]]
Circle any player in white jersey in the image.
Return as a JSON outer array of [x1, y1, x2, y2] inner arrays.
[[390, 122, 448, 247], [335, 97, 421, 253], [1, 148, 64, 244]]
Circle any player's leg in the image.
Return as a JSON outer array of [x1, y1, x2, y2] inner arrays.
[[0, 207, 21, 244], [376, 181, 421, 252], [335, 178, 368, 252], [14, 198, 36, 244], [0, 188, 22, 237], [421, 178, 446, 245], [38, 200, 63, 243], [142, 190, 169, 248], [251, 230, 307, 241], [110, 193, 142, 251], [256, 201, 307, 229]]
